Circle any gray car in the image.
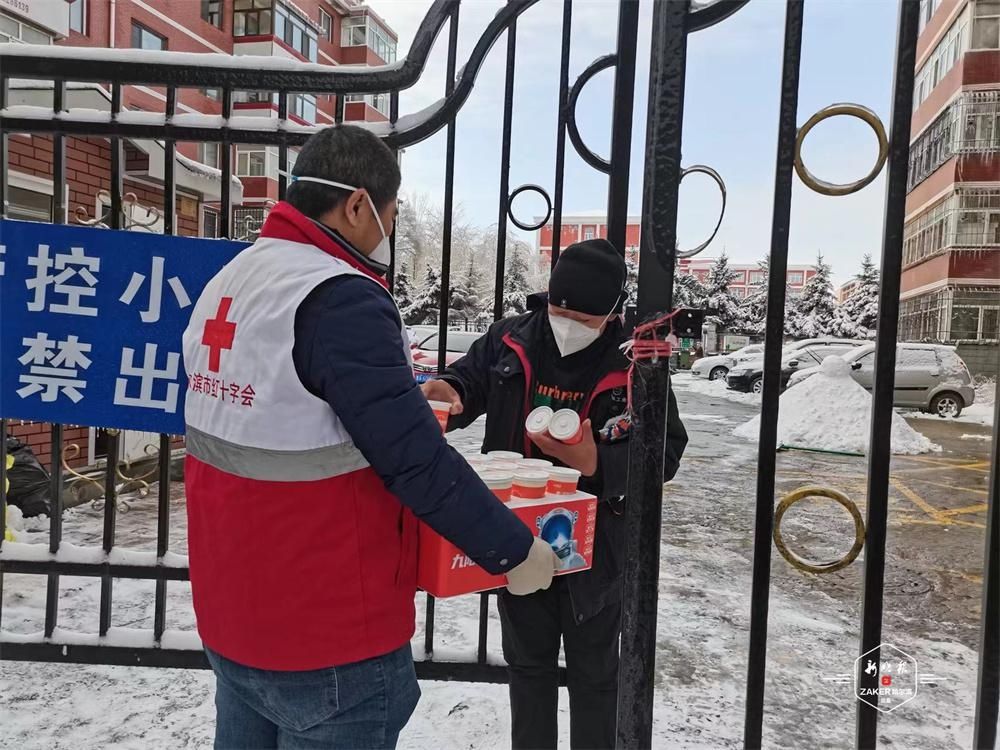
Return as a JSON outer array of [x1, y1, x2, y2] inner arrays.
[[786, 343, 976, 417]]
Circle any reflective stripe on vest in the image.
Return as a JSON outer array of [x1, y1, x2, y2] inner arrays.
[[186, 426, 369, 481]]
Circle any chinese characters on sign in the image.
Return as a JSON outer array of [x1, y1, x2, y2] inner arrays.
[[0, 220, 246, 434]]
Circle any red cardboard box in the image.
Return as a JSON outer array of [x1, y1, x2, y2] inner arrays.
[[417, 492, 598, 599]]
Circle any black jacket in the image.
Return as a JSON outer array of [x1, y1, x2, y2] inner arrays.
[[441, 294, 688, 622]]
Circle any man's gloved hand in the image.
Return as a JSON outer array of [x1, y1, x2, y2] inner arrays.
[[506, 537, 558, 596], [420, 379, 464, 415]]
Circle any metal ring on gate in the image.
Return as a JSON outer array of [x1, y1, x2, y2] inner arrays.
[[675, 164, 727, 259], [566, 54, 616, 174], [772, 486, 866, 574], [794, 104, 889, 197], [507, 184, 553, 232]]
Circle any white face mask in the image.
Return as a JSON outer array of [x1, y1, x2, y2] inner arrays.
[[290, 176, 392, 266], [549, 315, 601, 357]]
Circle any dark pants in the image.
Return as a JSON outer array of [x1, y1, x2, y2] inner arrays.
[[498, 578, 621, 750]]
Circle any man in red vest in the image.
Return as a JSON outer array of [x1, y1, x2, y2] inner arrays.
[[183, 125, 556, 749]]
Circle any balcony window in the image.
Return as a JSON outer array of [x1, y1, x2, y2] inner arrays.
[[973, 0, 1000, 49], [913, 10, 969, 109], [234, 90, 277, 105], [787, 272, 804, 285], [904, 189, 1000, 266], [908, 91, 1000, 190], [344, 93, 390, 117], [272, 2, 317, 61], [131, 22, 166, 50], [202, 0, 222, 28], [342, 16, 367, 46], [69, 0, 86, 34], [234, 0, 272, 37], [342, 15, 396, 63]]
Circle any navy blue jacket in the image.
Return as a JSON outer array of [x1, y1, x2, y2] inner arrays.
[[291, 274, 532, 576]]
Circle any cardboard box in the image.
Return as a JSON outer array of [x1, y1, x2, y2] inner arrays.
[[417, 492, 598, 599]]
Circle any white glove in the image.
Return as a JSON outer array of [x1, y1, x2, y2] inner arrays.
[[505, 537, 558, 596]]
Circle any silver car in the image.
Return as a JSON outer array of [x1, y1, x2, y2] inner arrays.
[[690, 344, 764, 381], [786, 343, 976, 417]]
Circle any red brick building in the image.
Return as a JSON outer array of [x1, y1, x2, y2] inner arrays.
[[2, 0, 397, 468], [536, 214, 817, 298], [899, 0, 1000, 341]]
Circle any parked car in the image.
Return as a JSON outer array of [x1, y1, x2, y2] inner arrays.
[[411, 330, 483, 383], [726, 338, 866, 394], [407, 325, 439, 348], [690, 344, 764, 381], [786, 343, 975, 417]]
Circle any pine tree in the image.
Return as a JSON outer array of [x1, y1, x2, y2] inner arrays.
[[739, 256, 770, 335], [788, 253, 837, 338], [392, 262, 414, 313], [832, 254, 880, 339], [405, 263, 443, 325], [502, 244, 532, 317], [451, 255, 484, 327], [703, 254, 743, 331]]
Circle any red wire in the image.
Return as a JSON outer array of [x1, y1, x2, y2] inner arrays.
[[626, 310, 678, 413]]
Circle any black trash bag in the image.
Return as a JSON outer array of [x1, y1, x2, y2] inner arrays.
[[5, 436, 52, 518]]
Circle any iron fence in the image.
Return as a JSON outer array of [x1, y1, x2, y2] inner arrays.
[[0, 1, 997, 749]]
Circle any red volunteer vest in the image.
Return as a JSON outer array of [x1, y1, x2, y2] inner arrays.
[[182, 203, 417, 671]]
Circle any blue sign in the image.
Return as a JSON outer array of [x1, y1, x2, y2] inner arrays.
[[0, 220, 246, 434]]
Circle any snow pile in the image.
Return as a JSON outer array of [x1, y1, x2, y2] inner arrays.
[[733, 356, 937, 455]]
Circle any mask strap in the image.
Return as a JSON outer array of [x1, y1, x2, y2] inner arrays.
[[284, 173, 387, 238]]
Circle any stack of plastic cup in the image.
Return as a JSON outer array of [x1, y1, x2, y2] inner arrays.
[[547, 467, 582, 495], [512, 469, 550, 500]]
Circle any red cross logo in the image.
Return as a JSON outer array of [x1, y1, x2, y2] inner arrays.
[[202, 297, 237, 373]]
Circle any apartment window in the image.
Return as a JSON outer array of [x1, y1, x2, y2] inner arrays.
[[749, 271, 765, 285], [200, 87, 221, 101], [199, 143, 221, 169], [203, 209, 220, 239], [342, 15, 366, 46], [69, 0, 86, 34], [131, 22, 166, 50], [289, 93, 316, 123], [273, 2, 318, 62], [787, 271, 804, 285], [584, 228, 595, 240], [7, 186, 52, 223], [236, 147, 275, 178], [319, 9, 332, 41], [234, 0, 272, 36], [0, 13, 54, 44], [202, 0, 222, 28], [973, 0, 1000, 49]]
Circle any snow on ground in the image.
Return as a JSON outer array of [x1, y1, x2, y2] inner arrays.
[[0, 408, 993, 748], [732, 357, 937, 455]]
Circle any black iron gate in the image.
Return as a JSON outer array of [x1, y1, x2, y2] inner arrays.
[[0, 1, 997, 748]]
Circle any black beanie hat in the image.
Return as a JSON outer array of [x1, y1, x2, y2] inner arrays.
[[548, 239, 627, 315]]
